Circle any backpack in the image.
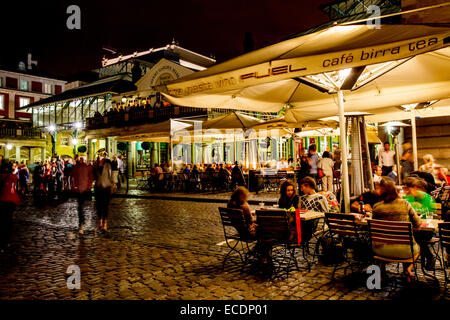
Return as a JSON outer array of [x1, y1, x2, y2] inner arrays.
[[318, 237, 345, 265]]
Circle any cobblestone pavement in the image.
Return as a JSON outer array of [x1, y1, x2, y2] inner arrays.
[[0, 196, 448, 300]]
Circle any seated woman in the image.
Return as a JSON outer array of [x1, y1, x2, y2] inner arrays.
[[372, 177, 422, 281], [402, 177, 436, 216], [402, 176, 437, 270], [227, 186, 257, 238], [278, 180, 299, 210]]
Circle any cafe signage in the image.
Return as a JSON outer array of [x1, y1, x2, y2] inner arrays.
[[167, 33, 450, 97]]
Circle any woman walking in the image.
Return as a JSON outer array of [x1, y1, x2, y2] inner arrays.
[[94, 158, 114, 233]]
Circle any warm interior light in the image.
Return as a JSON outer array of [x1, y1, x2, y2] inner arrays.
[[72, 138, 78, 145], [74, 122, 83, 129], [47, 125, 56, 132], [6, 143, 13, 150], [338, 68, 352, 81], [400, 103, 418, 111]]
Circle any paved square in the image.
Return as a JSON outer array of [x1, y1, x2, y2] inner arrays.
[[0, 197, 447, 300]]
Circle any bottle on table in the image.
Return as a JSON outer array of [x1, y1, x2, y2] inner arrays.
[[359, 196, 366, 217]]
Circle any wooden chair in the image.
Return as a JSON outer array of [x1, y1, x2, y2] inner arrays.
[[367, 219, 420, 284], [324, 213, 368, 280], [438, 222, 450, 293], [256, 209, 309, 279], [218, 207, 256, 270]]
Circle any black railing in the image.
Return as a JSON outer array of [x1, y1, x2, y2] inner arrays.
[[86, 105, 207, 130], [0, 127, 44, 139]]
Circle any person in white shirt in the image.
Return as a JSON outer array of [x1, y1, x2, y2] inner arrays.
[[276, 158, 288, 171], [373, 165, 383, 184], [317, 151, 334, 191], [378, 141, 395, 176]]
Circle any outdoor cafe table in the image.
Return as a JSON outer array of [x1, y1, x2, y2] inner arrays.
[[254, 208, 325, 221], [355, 215, 443, 232]]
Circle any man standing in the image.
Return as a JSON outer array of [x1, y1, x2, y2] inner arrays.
[[55, 156, 65, 198], [307, 144, 320, 183], [400, 150, 414, 181], [117, 155, 125, 189], [378, 141, 395, 176], [71, 156, 94, 234]]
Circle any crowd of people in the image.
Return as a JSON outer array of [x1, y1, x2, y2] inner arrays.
[[24, 154, 126, 206], [0, 153, 128, 250]]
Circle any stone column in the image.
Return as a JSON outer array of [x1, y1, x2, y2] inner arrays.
[[127, 142, 136, 177], [151, 143, 158, 165], [87, 138, 92, 161], [106, 137, 111, 156], [41, 147, 46, 163], [16, 146, 21, 163]]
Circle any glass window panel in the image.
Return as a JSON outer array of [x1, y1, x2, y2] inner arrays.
[[83, 101, 90, 119], [97, 98, 105, 115], [19, 97, 31, 108], [61, 105, 68, 124], [20, 80, 28, 91], [49, 106, 56, 125], [38, 107, 44, 127], [69, 103, 76, 123]]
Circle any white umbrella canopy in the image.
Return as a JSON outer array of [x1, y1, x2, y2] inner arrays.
[[251, 117, 339, 130], [162, 24, 450, 212], [365, 98, 450, 123], [201, 111, 263, 130], [166, 25, 450, 98]]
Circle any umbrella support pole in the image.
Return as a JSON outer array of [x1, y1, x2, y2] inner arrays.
[[337, 90, 350, 213], [411, 110, 418, 171]]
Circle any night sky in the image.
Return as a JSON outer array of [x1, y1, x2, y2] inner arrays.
[[2, 0, 331, 78]]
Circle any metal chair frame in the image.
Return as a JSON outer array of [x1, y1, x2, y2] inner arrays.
[[324, 213, 368, 280], [367, 219, 421, 287], [255, 209, 310, 279], [218, 207, 256, 271], [438, 222, 450, 293]]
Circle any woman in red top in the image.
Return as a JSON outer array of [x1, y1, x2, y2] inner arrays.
[[0, 162, 21, 251]]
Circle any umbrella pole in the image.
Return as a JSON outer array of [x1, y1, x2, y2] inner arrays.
[[411, 110, 418, 171], [361, 118, 374, 191], [394, 135, 401, 185], [337, 90, 350, 212], [170, 119, 174, 173]]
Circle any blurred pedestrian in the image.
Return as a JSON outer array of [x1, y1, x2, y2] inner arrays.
[[55, 156, 65, 197], [94, 158, 114, 233], [307, 144, 320, 183], [400, 150, 414, 181], [18, 163, 30, 195], [72, 156, 94, 234], [318, 151, 334, 192], [0, 162, 21, 251]]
